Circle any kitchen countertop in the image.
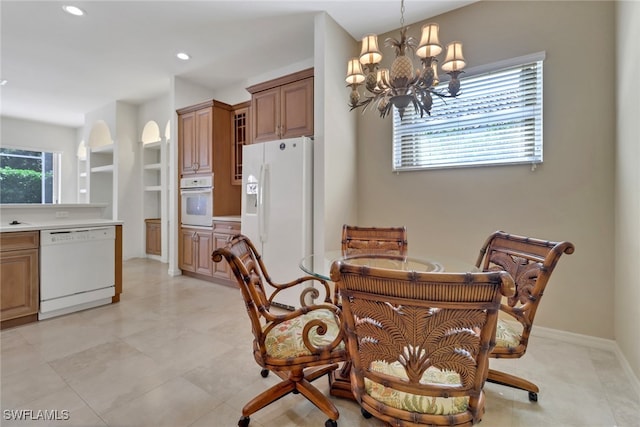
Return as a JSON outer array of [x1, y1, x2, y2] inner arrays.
[[0, 219, 123, 233]]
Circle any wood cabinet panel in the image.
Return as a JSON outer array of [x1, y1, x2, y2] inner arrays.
[[212, 220, 241, 285], [178, 104, 213, 176], [1, 231, 39, 326], [179, 227, 214, 277], [281, 77, 314, 139], [194, 231, 214, 276], [252, 88, 280, 143], [179, 111, 197, 174], [195, 108, 213, 174], [179, 228, 197, 273], [248, 68, 313, 143], [145, 219, 161, 256], [231, 103, 250, 185]]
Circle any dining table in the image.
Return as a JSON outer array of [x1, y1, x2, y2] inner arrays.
[[299, 249, 479, 400]]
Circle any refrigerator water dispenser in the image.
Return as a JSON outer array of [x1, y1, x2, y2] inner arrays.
[[245, 174, 258, 214]]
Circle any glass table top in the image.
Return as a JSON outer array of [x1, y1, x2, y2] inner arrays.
[[299, 250, 476, 282]]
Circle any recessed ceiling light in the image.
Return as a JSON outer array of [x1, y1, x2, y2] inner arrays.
[[0, 79, 7, 86], [62, 5, 86, 16], [176, 52, 191, 61]]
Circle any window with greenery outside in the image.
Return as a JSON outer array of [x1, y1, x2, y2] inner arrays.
[[0, 149, 55, 204]]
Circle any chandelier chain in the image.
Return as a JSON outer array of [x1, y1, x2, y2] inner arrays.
[[400, 0, 405, 29]]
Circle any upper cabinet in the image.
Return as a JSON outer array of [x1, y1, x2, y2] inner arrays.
[[231, 102, 251, 186], [247, 68, 314, 143], [178, 105, 214, 175]]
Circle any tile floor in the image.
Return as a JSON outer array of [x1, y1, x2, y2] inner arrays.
[[1, 258, 639, 427]]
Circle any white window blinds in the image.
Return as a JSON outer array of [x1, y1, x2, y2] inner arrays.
[[392, 53, 544, 171]]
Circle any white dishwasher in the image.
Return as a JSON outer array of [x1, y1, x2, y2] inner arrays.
[[39, 226, 115, 320]]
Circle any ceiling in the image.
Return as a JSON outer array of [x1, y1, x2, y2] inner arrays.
[[0, 0, 475, 128]]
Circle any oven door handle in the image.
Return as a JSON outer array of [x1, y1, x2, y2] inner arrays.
[[180, 187, 212, 195]]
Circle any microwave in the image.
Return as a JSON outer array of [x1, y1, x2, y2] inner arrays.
[[180, 176, 213, 227]]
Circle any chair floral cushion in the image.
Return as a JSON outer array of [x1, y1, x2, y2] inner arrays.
[[494, 319, 522, 349], [264, 309, 344, 359], [364, 361, 469, 415]]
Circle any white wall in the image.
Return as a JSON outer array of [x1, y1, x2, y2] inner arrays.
[[615, 0, 640, 387], [314, 13, 359, 254], [83, 101, 141, 260], [115, 101, 142, 260], [1, 116, 78, 203], [357, 1, 616, 340]]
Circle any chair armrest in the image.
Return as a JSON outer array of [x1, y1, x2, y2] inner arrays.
[[267, 276, 332, 306], [261, 303, 344, 354]]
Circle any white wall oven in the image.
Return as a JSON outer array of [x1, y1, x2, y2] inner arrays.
[[180, 176, 213, 227]]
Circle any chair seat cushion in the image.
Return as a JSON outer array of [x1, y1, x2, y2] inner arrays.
[[264, 309, 344, 359], [364, 361, 469, 415], [494, 319, 522, 349]]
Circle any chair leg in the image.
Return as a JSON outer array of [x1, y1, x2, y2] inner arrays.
[[243, 365, 340, 421], [296, 378, 339, 421], [242, 377, 296, 417], [487, 368, 540, 401]]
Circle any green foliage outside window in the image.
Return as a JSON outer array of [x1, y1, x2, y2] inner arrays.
[[0, 167, 50, 203], [0, 148, 54, 204]]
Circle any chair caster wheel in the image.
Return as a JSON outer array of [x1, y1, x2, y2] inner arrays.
[[528, 391, 538, 402], [238, 416, 250, 427], [292, 389, 300, 394], [260, 369, 269, 378], [361, 408, 372, 419], [324, 419, 337, 427]]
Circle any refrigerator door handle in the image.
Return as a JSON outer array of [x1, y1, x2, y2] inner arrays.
[[258, 163, 268, 243]]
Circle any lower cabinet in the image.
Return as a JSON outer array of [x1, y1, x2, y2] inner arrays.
[[145, 218, 161, 256], [179, 221, 240, 285], [0, 231, 39, 328], [179, 228, 215, 277], [212, 220, 241, 285]]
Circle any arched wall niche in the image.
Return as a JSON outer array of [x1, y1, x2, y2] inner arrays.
[[77, 140, 87, 160], [141, 120, 161, 144], [87, 120, 113, 147]]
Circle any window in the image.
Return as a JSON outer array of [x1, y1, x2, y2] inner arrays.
[[393, 52, 544, 171], [0, 148, 61, 204]]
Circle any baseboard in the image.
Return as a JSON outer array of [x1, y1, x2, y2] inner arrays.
[[532, 325, 640, 399]]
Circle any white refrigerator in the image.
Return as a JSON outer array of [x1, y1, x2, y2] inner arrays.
[[241, 137, 313, 309]]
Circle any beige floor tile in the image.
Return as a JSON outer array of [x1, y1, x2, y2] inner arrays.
[[1, 363, 67, 409], [1, 386, 106, 427], [100, 377, 218, 427]]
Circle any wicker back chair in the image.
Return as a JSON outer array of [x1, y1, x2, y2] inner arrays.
[[331, 261, 515, 427], [475, 231, 575, 401], [212, 234, 346, 427], [341, 225, 408, 256]]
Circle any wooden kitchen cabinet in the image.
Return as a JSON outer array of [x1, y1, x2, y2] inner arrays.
[[212, 220, 241, 285], [145, 218, 161, 256], [247, 68, 313, 143], [0, 231, 39, 328], [177, 99, 241, 216], [231, 102, 251, 186], [178, 106, 213, 175], [179, 227, 215, 278]]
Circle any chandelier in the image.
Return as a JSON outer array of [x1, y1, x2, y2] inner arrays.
[[346, 0, 466, 119]]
